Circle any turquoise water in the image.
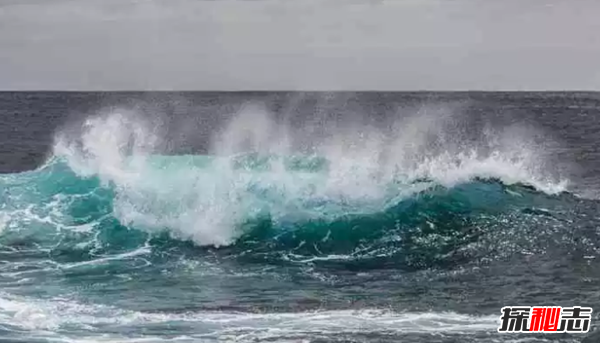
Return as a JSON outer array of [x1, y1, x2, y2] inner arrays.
[[1, 104, 599, 343], [0, 153, 579, 266], [0, 150, 596, 342]]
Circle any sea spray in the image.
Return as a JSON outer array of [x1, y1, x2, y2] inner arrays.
[[45, 106, 569, 248]]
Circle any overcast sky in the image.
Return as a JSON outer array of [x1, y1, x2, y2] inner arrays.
[[1, 0, 599, 91]]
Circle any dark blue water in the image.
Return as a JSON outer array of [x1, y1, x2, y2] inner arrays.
[[1, 92, 600, 343]]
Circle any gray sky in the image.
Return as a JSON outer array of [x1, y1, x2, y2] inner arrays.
[[1, 0, 599, 91]]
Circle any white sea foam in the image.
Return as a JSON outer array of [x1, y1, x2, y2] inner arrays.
[[0, 212, 9, 235], [0, 292, 499, 343], [51, 105, 570, 247]]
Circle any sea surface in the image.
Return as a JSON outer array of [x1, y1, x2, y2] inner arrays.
[[1, 92, 600, 343]]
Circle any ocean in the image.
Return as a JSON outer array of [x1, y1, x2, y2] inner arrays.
[[0, 92, 599, 343]]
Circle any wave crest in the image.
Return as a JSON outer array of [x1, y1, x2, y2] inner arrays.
[[46, 108, 568, 247]]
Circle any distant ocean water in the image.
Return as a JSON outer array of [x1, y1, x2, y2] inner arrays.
[[1, 92, 600, 343]]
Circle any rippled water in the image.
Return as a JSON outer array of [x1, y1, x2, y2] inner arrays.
[[1, 92, 599, 342]]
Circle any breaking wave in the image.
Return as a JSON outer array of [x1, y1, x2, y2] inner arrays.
[[1, 105, 598, 343], [2, 107, 592, 272]]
